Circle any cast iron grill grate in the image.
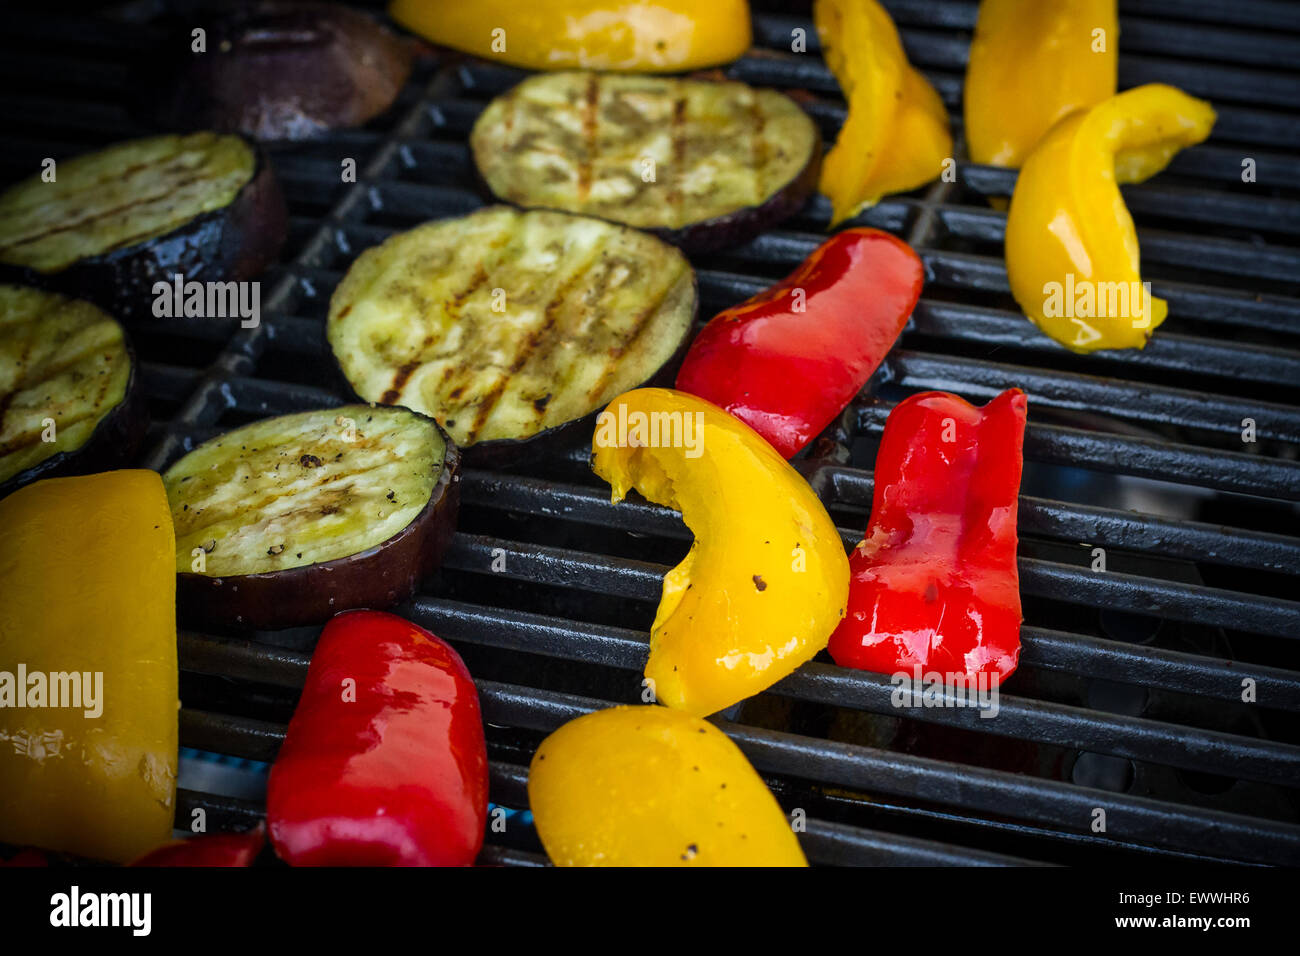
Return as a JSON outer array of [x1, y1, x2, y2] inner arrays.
[[2, 0, 1298, 865]]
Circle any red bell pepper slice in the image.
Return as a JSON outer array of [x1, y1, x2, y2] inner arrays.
[[267, 610, 489, 866], [0, 848, 49, 866], [829, 389, 1027, 681], [675, 228, 923, 458], [129, 826, 265, 867]]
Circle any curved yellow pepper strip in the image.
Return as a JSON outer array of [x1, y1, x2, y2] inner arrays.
[[529, 706, 807, 866], [0, 471, 178, 862], [1005, 84, 1216, 353], [388, 0, 752, 73], [814, 0, 953, 225], [592, 388, 848, 717], [965, 0, 1118, 169]]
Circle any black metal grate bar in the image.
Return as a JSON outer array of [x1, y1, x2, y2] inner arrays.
[[483, 682, 1300, 865], [173, 679, 1297, 866], [857, 403, 1300, 501]]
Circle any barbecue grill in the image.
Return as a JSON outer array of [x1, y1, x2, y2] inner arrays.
[[3, 0, 1298, 866]]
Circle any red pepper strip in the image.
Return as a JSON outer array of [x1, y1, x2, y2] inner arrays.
[[829, 389, 1027, 681], [675, 228, 923, 459], [0, 848, 49, 866], [267, 610, 488, 866], [129, 826, 265, 867]]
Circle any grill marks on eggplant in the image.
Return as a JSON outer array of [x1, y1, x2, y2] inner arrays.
[[578, 72, 600, 200], [327, 206, 696, 448], [0, 286, 130, 485], [470, 73, 819, 231], [163, 405, 444, 576], [0, 133, 255, 273]]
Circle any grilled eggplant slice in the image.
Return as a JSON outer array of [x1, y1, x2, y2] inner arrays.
[[0, 133, 286, 319], [470, 72, 822, 253], [158, 2, 415, 142], [327, 206, 697, 462], [164, 404, 459, 630], [0, 285, 146, 497]]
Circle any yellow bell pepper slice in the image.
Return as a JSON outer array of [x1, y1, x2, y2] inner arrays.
[[965, 0, 1118, 169], [592, 388, 848, 717], [529, 705, 806, 866], [814, 0, 953, 225], [0, 471, 178, 862], [388, 0, 752, 73], [1005, 84, 1216, 353]]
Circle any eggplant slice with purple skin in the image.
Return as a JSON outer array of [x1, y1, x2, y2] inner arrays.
[[326, 205, 698, 466], [469, 72, 823, 253], [163, 404, 459, 631], [0, 132, 286, 320], [157, 1, 416, 143], [0, 285, 147, 499]]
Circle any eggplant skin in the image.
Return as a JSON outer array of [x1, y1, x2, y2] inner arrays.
[[0, 143, 286, 321], [157, 2, 415, 143], [0, 293, 148, 500], [172, 410, 460, 632], [470, 72, 823, 253]]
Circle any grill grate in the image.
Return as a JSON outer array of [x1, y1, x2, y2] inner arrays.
[[2, 0, 1299, 866]]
